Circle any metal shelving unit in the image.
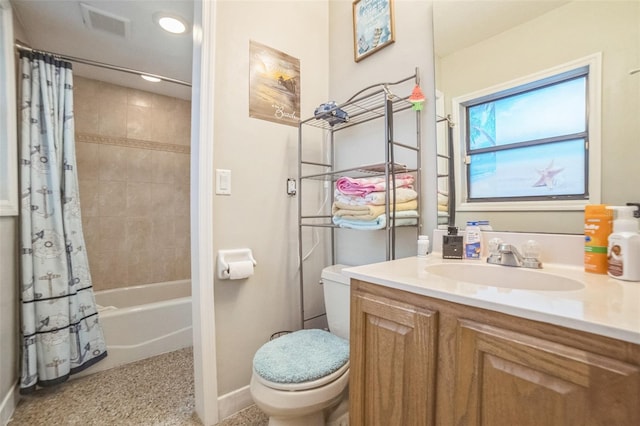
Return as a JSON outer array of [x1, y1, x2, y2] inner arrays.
[[297, 71, 422, 329]]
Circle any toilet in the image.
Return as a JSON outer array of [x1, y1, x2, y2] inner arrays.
[[250, 264, 351, 426]]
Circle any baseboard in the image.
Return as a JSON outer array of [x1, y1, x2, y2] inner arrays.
[[217, 385, 253, 421], [0, 382, 19, 426]]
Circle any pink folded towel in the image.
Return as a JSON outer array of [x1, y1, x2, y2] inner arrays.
[[336, 174, 415, 196]]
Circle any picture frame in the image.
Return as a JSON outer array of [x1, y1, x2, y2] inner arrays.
[[352, 0, 395, 62], [249, 40, 300, 127]]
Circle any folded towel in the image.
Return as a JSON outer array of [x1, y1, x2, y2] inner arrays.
[[438, 204, 448, 212], [334, 187, 418, 206], [333, 211, 419, 230], [332, 199, 418, 221], [336, 174, 415, 196], [438, 193, 448, 205]]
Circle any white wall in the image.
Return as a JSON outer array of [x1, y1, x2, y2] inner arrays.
[[0, 217, 17, 424], [1, 2, 19, 422], [328, 0, 438, 265], [437, 0, 639, 234], [212, 0, 330, 395]]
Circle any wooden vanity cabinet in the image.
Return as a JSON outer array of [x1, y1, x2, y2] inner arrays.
[[349, 279, 640, 426]]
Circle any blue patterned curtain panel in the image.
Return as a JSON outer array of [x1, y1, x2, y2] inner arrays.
[[18, 52, 107, 394]]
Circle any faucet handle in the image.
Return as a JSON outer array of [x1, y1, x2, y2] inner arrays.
[[522, 240, 543, 269], [522, 240, 540, 259], [488, 238, 503, 255]]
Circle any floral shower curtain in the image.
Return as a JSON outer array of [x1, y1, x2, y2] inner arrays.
[[18, 52, 107, 394]]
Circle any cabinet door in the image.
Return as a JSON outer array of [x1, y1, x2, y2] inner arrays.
[[350, 291, 438, 426], [455, 319, 640, 426]]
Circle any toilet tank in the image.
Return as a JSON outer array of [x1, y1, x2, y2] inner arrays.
[[321, 264, 351, 340]]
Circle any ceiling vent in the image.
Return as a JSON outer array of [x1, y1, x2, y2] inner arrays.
[[80, 3, 131, 39]]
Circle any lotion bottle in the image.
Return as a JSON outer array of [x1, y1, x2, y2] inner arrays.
[[464, 221, 482, 260], [606, 206, 640, 282]]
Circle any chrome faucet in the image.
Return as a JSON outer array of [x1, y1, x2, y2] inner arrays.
[[487, 239, 543, 269]]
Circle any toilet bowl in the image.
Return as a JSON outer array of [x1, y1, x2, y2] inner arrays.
[[250, 265, 351, 426]]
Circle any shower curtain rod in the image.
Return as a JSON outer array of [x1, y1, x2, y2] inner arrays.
[[14, 41, 192, 87]]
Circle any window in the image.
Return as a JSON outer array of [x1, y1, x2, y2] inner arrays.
[[452, 54, 601, 212]]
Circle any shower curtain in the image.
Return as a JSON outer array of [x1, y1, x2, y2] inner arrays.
[[18, 52, 107, 394]]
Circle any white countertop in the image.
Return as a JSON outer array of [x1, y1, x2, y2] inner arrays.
[[344, 255, 640, 345]]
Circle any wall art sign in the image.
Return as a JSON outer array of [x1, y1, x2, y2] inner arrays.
[[249, 40, 300, 127], [352, 0, 395, 62]]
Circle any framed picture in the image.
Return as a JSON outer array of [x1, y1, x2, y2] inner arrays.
[[352, 0, 395, 62], [249, 40, 300, 127]]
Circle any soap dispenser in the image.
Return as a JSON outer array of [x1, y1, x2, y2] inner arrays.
[[606, 206, 640, 282]]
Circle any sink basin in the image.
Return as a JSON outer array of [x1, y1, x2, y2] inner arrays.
[[425, 263, 585, 291]]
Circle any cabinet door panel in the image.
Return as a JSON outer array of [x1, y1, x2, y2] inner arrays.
[[455, 320, 640, 426], [350, 292, 438, 426]]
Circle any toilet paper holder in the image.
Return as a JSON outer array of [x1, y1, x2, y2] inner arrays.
[[217, 248, 257, 279]]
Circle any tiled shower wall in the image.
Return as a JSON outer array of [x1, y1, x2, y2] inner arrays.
[[74, 76, 191, 291]]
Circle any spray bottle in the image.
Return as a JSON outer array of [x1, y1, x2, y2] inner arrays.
[[606, 206, 640, 282]]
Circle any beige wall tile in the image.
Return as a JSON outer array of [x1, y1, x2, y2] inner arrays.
[[125, 217, 153, 252], [98, 90, 127, 138], [98, 181, 127, 217], [173, 183, 190, 217], [97, 216, 127, 253], [174, 102, 192, 146], [73, 78, 99, 134], [175, 248, 191, 279], [82, 216, 100, 258], [126, 104, 152, 141], [126, 182, 153, 217], [151, 151, 175, 184], [92, 249, 129, 291], [173, 216, 190, 249], [126, 148, 154, 183], [76, 77, 192, 289], [98, 144, 128, 182], [98, 108, 127, 138], [151, 248, 177, 283], [151, 183, 175, 215], [78, 179, 100, 217], [97, 81, 128, 105], [127, 88, 153, 108], [150, 108, 174, 144], [76, 142, 99, 181], [151, 216, 176, 249], [127, 250, 155, 285], [151, 93, 179, 112], [171, 153, 190, 184], [74, 77, 98, 101]]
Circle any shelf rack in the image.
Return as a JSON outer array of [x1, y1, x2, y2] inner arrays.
[[297, 71, 422, 329]]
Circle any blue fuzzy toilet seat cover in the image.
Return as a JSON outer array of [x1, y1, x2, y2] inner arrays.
[[253, 329, 349, 384]]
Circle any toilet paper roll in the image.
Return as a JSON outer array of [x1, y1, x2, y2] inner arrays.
[[228, 260, 255, 279]]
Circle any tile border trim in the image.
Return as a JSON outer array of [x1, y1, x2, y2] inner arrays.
[[77, 133, 190, 155]]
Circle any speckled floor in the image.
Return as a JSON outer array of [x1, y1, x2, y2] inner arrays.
[[8, 348, 269, 426]]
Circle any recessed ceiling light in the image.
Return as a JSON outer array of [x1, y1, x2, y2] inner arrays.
[[154, 12, 188, 34], [141, 75, 161, 83]]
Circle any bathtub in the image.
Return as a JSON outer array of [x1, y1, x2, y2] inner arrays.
[[75, 279, 192, 378]]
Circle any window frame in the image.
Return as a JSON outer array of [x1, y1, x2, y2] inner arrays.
[[451, 53, 601, 212]]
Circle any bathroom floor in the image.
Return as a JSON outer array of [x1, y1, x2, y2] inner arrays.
[[8, 347, 269, 425]]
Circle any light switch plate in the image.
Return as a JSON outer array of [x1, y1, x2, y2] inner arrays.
[[216, 169, 231, 195], [287, 178, 296, 196]]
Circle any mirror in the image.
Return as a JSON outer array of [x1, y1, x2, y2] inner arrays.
[[433, 0, 639, 234]]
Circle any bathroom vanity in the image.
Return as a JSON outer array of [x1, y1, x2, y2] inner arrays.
[[344, 256, 640, 425]]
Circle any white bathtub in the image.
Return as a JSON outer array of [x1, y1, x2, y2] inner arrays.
[[75, 279, 192, 378]]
